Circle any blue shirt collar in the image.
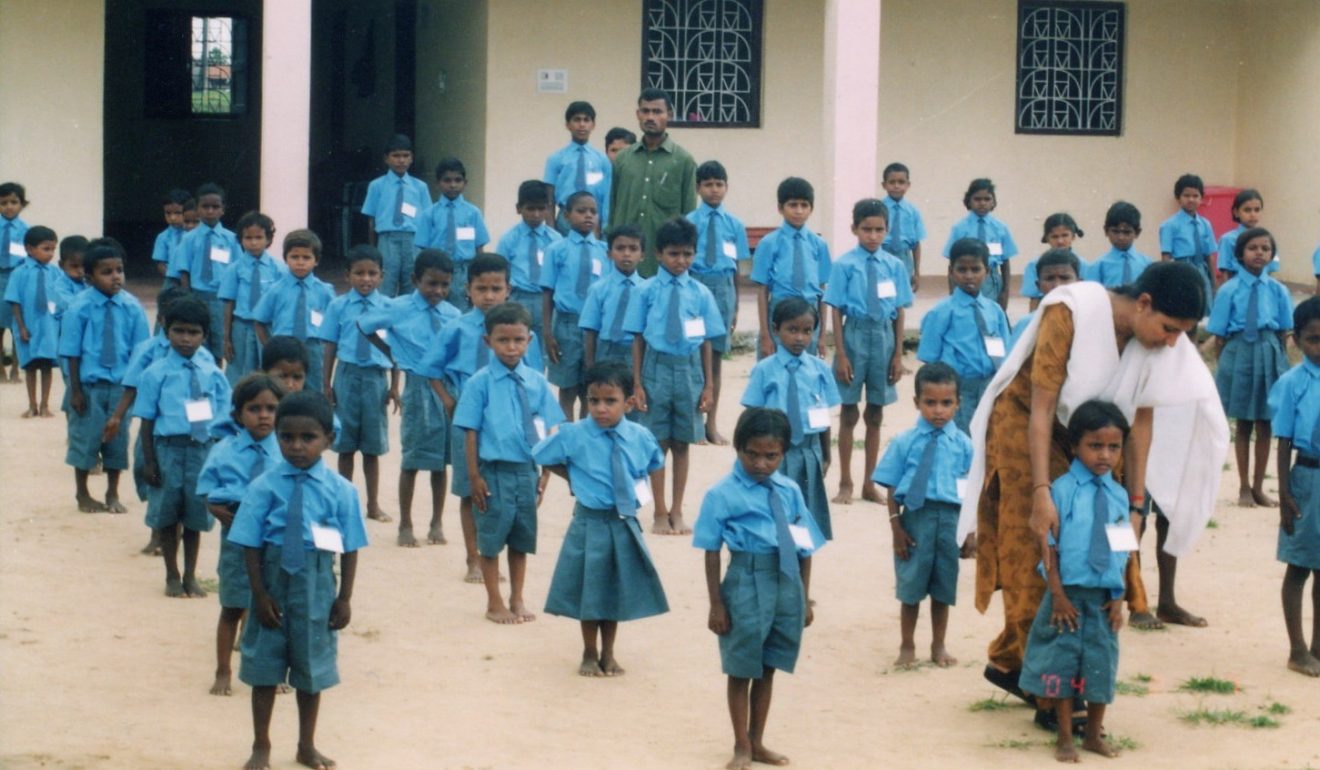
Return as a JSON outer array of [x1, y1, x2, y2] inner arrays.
[[490, 360, 530, 382], [442, 193, 465, 206], [779, 221, 806, 237], [568, 230, 593, 244], [661, 268, 689, 286], [914, 416, 957, 437], [1238, 269, 1264, 285], [1303, 358, 1320, 379], [276, 457, 328, 479], [522, 222, 544, 237], [617, 270, 641, 285], [698, 201, 723, 216], [96, 288, 127, 306], [952, 287, 980, 306], [165, 348, 203, 366], [1180, 209, 1200, 223], [1067, 457, 1113, 485], [773, 346, 807, 366], [732, 460, 774, 490]]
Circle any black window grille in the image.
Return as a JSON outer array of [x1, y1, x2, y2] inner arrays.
[[642, 0, 763, 128], [1015, 1, 1124, 136], [144, 11, 249, 119]]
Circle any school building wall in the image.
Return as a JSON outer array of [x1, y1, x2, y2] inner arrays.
[[414, 0, 490, 208]]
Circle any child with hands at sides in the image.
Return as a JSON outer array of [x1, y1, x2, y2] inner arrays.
[[413, 156, 491, 311], [361, 133, 431, 297], [219, 211, 286, 385], [879, 162, 926, 290], [1158, 172, 1218, 307], [497, 179, 562, 358], [750, 177, 832, 359], [252, 229, 336, 393], [1215, 189, 1275, 279], [5, 225, 62, 417], [0, 181, 32, 383], [170, 182, 237, 360], [540, 190, 608, 419], [1083, 201, 1152, 290], [694, 407, 824, 770], [1020, 213, 1084, 312], [151, 188, 191, 285], [943, 178, 1018, 310], [579, 225, 647, 373]]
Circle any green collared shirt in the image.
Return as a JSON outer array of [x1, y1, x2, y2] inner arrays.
[[609, 134, 697, 276]]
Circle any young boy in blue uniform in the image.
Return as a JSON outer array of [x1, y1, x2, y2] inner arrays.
[[1008, 249, 1081, 349], [414, 156, 490, 310], [315, 244, 393, 523], [228, 390, 368, 770], [6, 225, 62, 417], [220, 211, 286, 385], [497, 180, 561, 359], [881, 162, 927, 289], [134, 295, 231, 597], [361, 134, 432, 297], [52, 235, 88, 385], [541, 191, 607, 419], [151, 188, 192, 285], [751, 177, 831, 359], [1085, 201, 1152, 288], [1020, 400, 1132, 763], [544, 101, 612, 234], [171, 182, 238, 361], [824, 198, 913, 506], [917, 237, 1011, 434], [1158, 172, 1218, 306], [359, 249, 461, 547], [0, 181, 31, 382], [253, 229, 335, 394], [943, 178, 1018, 310], [873, 362, 974, 668], [580, 225, 646, 372], [687, 160, 750, 445], [59, 238, 150, 513], [694, 407, 823, 770], [624, 216, 725, 535], [453, 302, 566, 624]]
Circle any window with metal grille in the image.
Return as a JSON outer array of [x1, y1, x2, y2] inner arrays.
[[641, 0, 763, 128], [144, 12, 249, 118], [1015, 1, 1124, 136]]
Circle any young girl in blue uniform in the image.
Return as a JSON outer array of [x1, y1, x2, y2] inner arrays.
[[0, 181, 30, 383], [1020, 213, 1084, 311], [1215, 189, 1276, 277], [1208, 227, 1293, 508], [5, 226, 61, 417], [197, 373, 283, 696], [1270, 297, 1320, 678], [536, 361, 669, 676], [943, 178, 1018, 310], [219, 211, 286, 385], [1085, 201, 1153, 289]]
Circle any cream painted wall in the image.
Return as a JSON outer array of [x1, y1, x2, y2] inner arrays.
[[0, 0, 104, 237], [876, 0, 1240, 273], [415, 0, 490, 205]]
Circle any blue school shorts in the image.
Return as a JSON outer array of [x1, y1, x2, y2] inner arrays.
[[837, 315, 897, 407], [331, 361, 389, 456], [145, 436, 214, 532], [475, 459, 537, 557], [955, 375, 990, 435], [226, 318, 262, 386], [217, 521, 251, 609], [302, 339, 326, 394], [694, 271, 736, 354], [893, 501, 960, 605], [65, 381, 130, 471], [593, 339, 632, 367], [401, 373, 448, 470], [448, 261, 471, 312], [193, 290, 227, 363], [1279, 462, 1320, 569], [641, 348, 704, 444], [1019, 585, 1118, 704], [239, 545, 341, 693], [510, 288, 547, 361], [719, 551, 805, 679], [376, 231, 416, 298], [547, 311, 586, 388]]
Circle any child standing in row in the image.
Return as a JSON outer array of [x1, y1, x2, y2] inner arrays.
[[1216, 189, 1275, 278], [1020, 213, 1083, 311], [1085, 201, 1152, 289], [1009, 249, 1080, 348], [880, 162, 926, 290], [500, 180, 561, 356], [580, 225, 646, 371], [220, 211, 286, 385], [541, 191, 607, 419], [414, 157, 490, 310], [0, 181, 31, 382], [362, 134, 431, 297], [1159, 173, 1218, 306], [751, 178, 831, 359], [944, 178, 1017, 310], [151, 189, 192, 285], [544, 101, 612, 233], [253, 229, 335, 393], [172, 182, 237, 361], [6, 226, 61, 417]]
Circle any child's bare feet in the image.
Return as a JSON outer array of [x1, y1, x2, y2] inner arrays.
[[1082, 735, 1119, 758], [727, 747, 753, 770], [579, 651, 602, 677], [39, 406, 53, 417], [183, 576, 207, 598], [104, 495, 126, 514], [210, 671, 233, 696], [861, 481, 885, 505], [165, 576, 184, 597], [931, 644, 958, 667], [396, 526, 418, 547], [1156, 603, 1207, 627], [90, 461, 103, 476], [1287, 651, 1320, 676], [427, 524, 447, 544], [76, 494, 106, 513], [669, 515, 691, 535], [510, 600, 536, 623], [1054, 735, 1080, 763], [296, 743, 336, 769], [599, 655, 625, 676], [277, 683, 292, 694], [20, 407, 36, 418], [1128, 611, 1164, 630], [464, 561, 484, 583], [706, 426, 729, 446], [893, 645, 917, 668], [831, 482, 854, 505], [652, 514, 676, 535], [1251, 487, 1276, 507], [485, 607, 520, 624], [751, 744, 789, 766], [1236, 487, 1256, 507], [367, 507, 393, 522], [141, 533, 162, 556], [243, 746, 272, 770]]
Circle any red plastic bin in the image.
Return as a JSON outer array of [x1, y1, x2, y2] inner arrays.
[[1200, 185, 1242, 240]]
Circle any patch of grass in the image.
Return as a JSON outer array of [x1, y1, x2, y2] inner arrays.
[[969, 695, 1014, 712], [1248, 715, 1280, 729], [1206, 519, 1219, 529], [986, 738, 1038, 750], [1132, 673, 1152, 683], [1180, 707, 1247, 726], [1109, 735, 1141, 751], [197, 577, 220, 593], [1115, 680, 1149, 697], [1179, 676, 1237, 694], [1266, 701, 1291, 715], [1222, 462, 1232, 471]]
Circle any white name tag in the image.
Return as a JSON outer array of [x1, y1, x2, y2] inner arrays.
[[8, 241, 25, 257], [807, 406, 830, 430], [400, 202, 417, 218], [722, 241, 737, 259], [536, 250, 544, 266], [984, 336, 1006, 358], [185, 398, 214, 424], [309, 310, 324, 327], [585, 171, 604, 186], [987, 242, 1004, 257], [788, 523, 814, 550], [210, 246, 231, 265], [591, 259, 602, 276], [634, 478, 653, 508], [47, 301, 57, 314], [1105, 523, 1139, 552], [532, 416, 547, 442], [876, 280, 897, 299], [456, 226, 476, 241], [310, 523, 345, 554], [375, 329, 388, 341], [956, 478, 969, 500], [683, 317, 706, 339]]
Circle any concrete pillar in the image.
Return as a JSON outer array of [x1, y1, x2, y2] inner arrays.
[[822, 0, 881, 251], [260, 0, 312, 232]]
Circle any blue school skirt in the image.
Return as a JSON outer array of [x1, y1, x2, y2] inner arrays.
[[719, 551, 806, 679], [837, 315, 897, 407], [226, 317, 262, 386], [1215, 332, 1286, 421], [1019, 585, 1119, 704], [784, 435, 831, 540], [217, 521, 251, 609], [544, 503, 669, 621], [547, 310, 586, 388], [239, 545, 340, 693], [894, 501, 960, 605], [1279, 461, 1320, 570], [401, 373, 448, 471], [694, 271, 736, 354]]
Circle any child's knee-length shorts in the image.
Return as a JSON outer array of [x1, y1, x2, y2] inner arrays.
[[1019, 585, 1118, 704], [893, 502, 960, 605], [719, 551, 805, 679], [837, 316, 897, 406], [547, 311, 586, 388], [401, 373, 449, 470], [1280, 462, 1320, 569], [475, 460, 538, 557], [217, 522, 251, 609], [239, 545, 340, 693], [641, 348, 704, 444], [65, 381, 129, 471], [331, 362, 389, 455], [145, 437, 214, 532], [694, 271, 736, 354]]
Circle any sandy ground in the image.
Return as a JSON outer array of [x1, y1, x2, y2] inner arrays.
[[3, 284, 1319, 770]]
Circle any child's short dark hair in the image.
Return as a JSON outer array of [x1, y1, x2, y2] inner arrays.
[[181, 197, 197, 212], [517, 180, 550, 207], [0, 182, 29, 205], [607, 224, 645, 250], [655, 217, 697, 252], [1173, 173, 1204, 197], [163, 188, 192, 207], [484, 301, 532, 334], [1041, 212, 1083, 241], [696, 160, 728, 183], [435, 156, 467, 179], [1036, 248, 1081, 278], [156, 286, 191, 319], [1233, 226, 1276, 264], [882, 162, 910, 181], [1104, 201, 1141, 231], [1121, 261, 1206, 320], [23, 225, 56, 247], [637, 87, 673, 111], [231, 373, 284, 414], [1293, 296, 1320, 332], [771, 296, 818, 330], [468, 253, 510, 283], [851, 198, 888, 227], [584, 360, 633, 397], [347, 243, 382, 268], [565, 101, 596, 122], [604, 127, 636, 147], [777, 177, 814, 206], [962, 178, 995, 209], [83, 237, 126, 274], [59, 235, 89, 261], [949, 237, 990, 268], [914, 361, 960, 397], [283, 228, 322, 259], [385, 134, 413, 153], [564, 191, 596, 212], [261, 335, 309, 372], [236, 211, 275, 240], [196, 182, 225, 202], [165, 295, 211, 336], [277, 390, 335, 434], [1231, 188, 1263, 222], [1066, 399, 1130, 447], [414, 248, 454, 278], [733, 407, 790, 452]]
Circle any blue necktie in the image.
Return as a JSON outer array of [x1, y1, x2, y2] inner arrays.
[[574, 146, 587, 191], [971, 299, 1001, 364], [100, 300, 116, 369], [292, 281, 308, 340], [791, 232, 805, 292], [35, 265, 48, 315], [607, 428, 636, 517], [976, 216, 987, 245], [1, 223, 11, 269], [664, 275, 683, 346], [1088, 478, 1111, 574], [1243, 281, 1260, 343], [477, 336, 490, 369], [526, 229, 541, 284], [705, 213, 719, 268], [444, 201, 457, 255], [904, 430, 940, 511], [1120, 251, 1133, 285], [764, 481, 799, 577], [393, 179, 405, 227], [865, 254, 882, 318], [250, 444, 267, 478], [889, 203, 904, 256], [510, 370, 540, 450], [281, 473, 307, 574], [609, 280, 632, 342], [785, 358, 804, 446], [575, 240, 593, 299], [247, 259, 263, 311], [430, 305, 442, 333], [187, 360, 210, 442], [355, 298, 371, 361], [201, 229, 214, 285]]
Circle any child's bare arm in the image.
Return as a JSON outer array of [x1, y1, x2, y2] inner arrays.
[[140, 419, 161, 487], [330, 550, 357, 630], [756, 283, 773, 358], [698, 340, 713, 411], [12, 303, 27, 342], [542, 290, 559, 364], [543, 463, 569, 482], [207, 501, 237, 528], [428, 377, 456, 415], [832, 306, 851, 384], [887, 488, 914, 560], [466, 429, 489, 511], [67, 357, 86, 414], [223, 300, 236, 361], [1278, 437, 1298, 534], [1042, 543, 1078, 631], [800, 555, 813, 627], [911, 243, 922, 290], [632, 337, 649, 412], [102, 386, 137, 442], [582, 329, 597, 369], [705, 550, 729, 634], [246, 546, 281, 628], [254, 321, 269, 346], [387, 367, 401, 413], [322, 341, 338, 405], [889, 307, 905, 384], [818, 429, 832, 471]]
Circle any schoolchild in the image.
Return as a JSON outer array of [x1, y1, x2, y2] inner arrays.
[[252, 228, 335, 393], [228, 390, 367, 770], [1158, 172, 1218, 305], [603, 127, 636, 163], [750, 177, 831, 358], [453, 301, 566, 624], [220, 211, 286, 385], [52, 235, 88, 382], [196, 373, 283, 696], [5, 225, 61, 417], [624, 216, 725, 535], [693, 407, 823, 770], [359, 248, 461, 546], [686, 160, 751, 445], [1021, 213, 1084, 311], [536, 361, 668, 675], [1216, 189, 1277, 277], [361, 133, 432, 297], [580, 225, 646, 372], [824, 198, 912, 506], [1085, 201, 1153, 289], [742, 298, 841, 538], [151, 188, 192, 285], [0, 181, 31, 382], [261, 335, 312, 394], [171, 182, 238, 360], [1208, 227, 1293, 508], [544, 101, 612, 233], [880, 162, 927, 288], [917, 237, 1011, 434], [1020, 400, 1132, 763], [413, 156, 490, 310], [58, 238, 150, 513], [943, 178, 1018, 310], [497, 179, 562, 357], [315, 244, 394, 523], [1009, 249, 1081, 349], [873, 362, 974, 668], [541, 191, 608, 419], [134, 295, 231, 597]]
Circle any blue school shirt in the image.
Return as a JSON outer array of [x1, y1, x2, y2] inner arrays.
[[57, 288, 150, 383], [0, 216, 30, 270], [686, 202, 751, 276], [741, 347, 841, 437], [1206, 271, 1293, 337], [822, 245, 912, 321], [197, 429, 280, 504], [52, 272, 86, 315], [314, 289, 392, 369], [1044, 458, 1130, 598], [1158, 210, 1216, 259], [1269, 360, 1320, 456], [251, 273, 336, 339], [943, 212, 1018, 267], [496, 221, 563, 293], [543, 141, 613, 226], [420, 308, 544, 389], [413, 194, 490, 263], [1313, 246, 1320, 277], [123, 332, 213, 389], [229, 458, 369, 553], [151, 226, 184, 268], [361, 171, 432, 234], [750, 222, 832, 304], [540, 231, 608, 314], [916, 289, 1011, 380], [4, 260, 63, 359], [692, 461, 824, 556], [882, 196, 926, 257], [217, 251, 287, 320], [1084, 247, 1153, 288], [169, 222, 240, 293], [621, 268, 725, 356], [871, 417, 973, 505], [1217, 225, 1280, 275], [579, 271, 646, 345], [357, 291, 460, 376], [452, 361, 565, 463], [132, 349, 231, 436], [531, 417, 663, 512]]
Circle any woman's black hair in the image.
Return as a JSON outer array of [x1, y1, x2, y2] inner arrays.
[[1118, 260, 1207, 321]]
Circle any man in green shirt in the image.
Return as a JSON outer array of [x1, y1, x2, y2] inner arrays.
[[609, 88, 697, 276]]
